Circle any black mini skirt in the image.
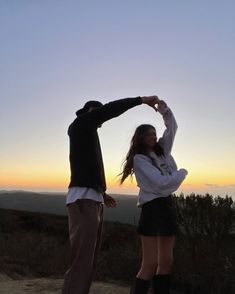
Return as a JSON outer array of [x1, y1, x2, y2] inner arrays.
[[137, 195, 177, 236]]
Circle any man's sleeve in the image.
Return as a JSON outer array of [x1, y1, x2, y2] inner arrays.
[[84, 97, 142, 126]]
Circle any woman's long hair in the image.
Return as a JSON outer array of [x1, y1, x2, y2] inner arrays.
[[120, 124, 164, 184]]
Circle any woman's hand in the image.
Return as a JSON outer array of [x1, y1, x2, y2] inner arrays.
[[158, 100, 167, 108], [152, 99, 167, 112]]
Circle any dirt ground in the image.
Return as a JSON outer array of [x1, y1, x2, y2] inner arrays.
[[0, 278, 129, 294]]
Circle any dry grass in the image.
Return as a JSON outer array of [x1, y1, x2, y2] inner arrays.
[[0, 278, 129, 294]]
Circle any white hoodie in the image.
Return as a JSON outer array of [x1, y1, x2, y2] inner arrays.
[[133, 104, 188, 206]]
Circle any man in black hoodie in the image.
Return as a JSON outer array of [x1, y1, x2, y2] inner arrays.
[[62, 95, 159, 294]]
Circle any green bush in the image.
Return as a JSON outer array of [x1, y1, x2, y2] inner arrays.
[[172, 193, 235, 293]]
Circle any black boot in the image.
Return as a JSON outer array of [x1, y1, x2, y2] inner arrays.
[[152, 274, 170, 294], [130, 277, 150, 294]]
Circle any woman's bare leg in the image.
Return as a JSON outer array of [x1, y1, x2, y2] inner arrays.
[[137, 235, 158, 280], [156, 236, 175, 275]]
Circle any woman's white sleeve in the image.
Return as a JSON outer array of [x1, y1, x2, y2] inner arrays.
[[158, 105, 178, 157], [134, 155, 186, 196]]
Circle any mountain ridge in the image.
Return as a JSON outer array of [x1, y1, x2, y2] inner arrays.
[[0, 190, 140, 225]]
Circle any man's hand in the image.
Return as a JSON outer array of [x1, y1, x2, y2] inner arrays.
[[141, 96, 160, 107], [103, 193, 117, 208]]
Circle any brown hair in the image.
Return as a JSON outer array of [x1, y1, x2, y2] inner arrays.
[[120, 124, 164, 184]]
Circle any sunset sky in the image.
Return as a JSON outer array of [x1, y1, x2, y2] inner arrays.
[[1, 1, 235, 198]]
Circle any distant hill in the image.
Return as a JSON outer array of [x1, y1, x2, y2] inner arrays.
[[0, 190, 140, 225]]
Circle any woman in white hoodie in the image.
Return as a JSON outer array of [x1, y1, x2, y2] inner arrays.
[[120, 97, 188, 294]]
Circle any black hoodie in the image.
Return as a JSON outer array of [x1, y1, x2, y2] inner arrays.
[[68, 97, 142, 192]]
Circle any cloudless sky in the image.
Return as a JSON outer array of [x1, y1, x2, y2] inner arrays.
[[1, 0, 235, 198]]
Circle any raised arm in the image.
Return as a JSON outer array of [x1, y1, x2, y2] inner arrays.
[[83, 96, 159, 126], [157, 101, 178, 157]]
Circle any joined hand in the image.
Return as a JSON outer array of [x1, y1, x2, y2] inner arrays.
[[141, 96, 167, 111]]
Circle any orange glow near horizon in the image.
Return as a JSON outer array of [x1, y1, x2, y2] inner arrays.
[[0, 168, 234, 195], [0, 170, 69, 191]]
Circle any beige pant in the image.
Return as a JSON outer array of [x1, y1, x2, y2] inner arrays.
[[62, 199, 103, 294]]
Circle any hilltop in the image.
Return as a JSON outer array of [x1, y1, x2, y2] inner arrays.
[[0, 190, 140, 225]]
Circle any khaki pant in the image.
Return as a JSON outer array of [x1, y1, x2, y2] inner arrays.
[[62, 199, 103, 294]]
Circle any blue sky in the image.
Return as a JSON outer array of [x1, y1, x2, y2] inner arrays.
[[1, 0, 235, 197]]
